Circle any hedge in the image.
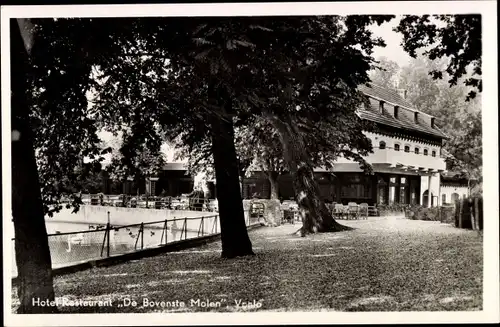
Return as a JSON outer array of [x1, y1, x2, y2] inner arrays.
[[404, 197, 483, 231]]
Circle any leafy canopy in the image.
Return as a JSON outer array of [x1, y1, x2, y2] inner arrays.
[[395, 14, 482, 100]]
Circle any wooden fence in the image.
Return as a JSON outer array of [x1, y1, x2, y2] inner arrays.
[[455, 197, 483, 231]]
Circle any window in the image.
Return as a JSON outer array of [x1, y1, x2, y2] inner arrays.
[[390, 177, 396, 184], [442, 194, 447, 205], [415, 147, 420, 154], [394, 144, 400, 151], [379, 141, 386, 149], [404, 145, 410, 153], [423, 149, 428, 156], [400, 177, 407, 184], [399, 186, 407, 204], [432, 150, 436, 157]]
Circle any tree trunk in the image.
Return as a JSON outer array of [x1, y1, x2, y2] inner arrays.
[[267, 171, 280, 200], [210, 102, 254, 258], [239, 169, 246, 197], [266, 113, 351, 236], [11, 19, 58, 313]]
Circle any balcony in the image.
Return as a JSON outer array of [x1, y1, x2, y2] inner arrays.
[[315, 148, 447, 174], [366, 148, 446, 172]]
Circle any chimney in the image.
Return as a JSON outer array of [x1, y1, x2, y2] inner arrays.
[[394, 106, 399, 119], [398, 89, 407, 99], [414, 112, 419, 124], [430, 117, 435, 128]]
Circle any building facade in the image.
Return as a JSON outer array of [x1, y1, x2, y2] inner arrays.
[[243, 83, 448, 207], [439, 171, 471, 206]]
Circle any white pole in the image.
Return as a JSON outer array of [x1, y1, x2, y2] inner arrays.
[[427, 174, 432, 208]]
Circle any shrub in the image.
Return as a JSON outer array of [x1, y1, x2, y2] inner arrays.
[[439, 205, 455, 223], [377, 203, 409, 216], [405, 205, 441, 221]]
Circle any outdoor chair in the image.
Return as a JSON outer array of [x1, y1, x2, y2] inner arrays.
[[347, 202, 360, 220], [368, 205, 379, 217], [334, 204, 347, 220], [359, 203, 369, 219]]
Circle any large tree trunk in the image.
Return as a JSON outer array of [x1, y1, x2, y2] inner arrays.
[[266, 113, 351, 236], [11, 19, 58, 313], [239, 169, 246, 197], [267, 171, 280, 200], [210, 103, 254, 258]]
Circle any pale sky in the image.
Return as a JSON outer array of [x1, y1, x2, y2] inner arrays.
[[370, 16, 412, 68], [94, 16, 409, 165]]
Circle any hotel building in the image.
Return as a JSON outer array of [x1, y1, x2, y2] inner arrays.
[[241, 83, 448, 207]]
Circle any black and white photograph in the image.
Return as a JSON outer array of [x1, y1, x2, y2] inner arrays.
[[2, 1, 498, 325]]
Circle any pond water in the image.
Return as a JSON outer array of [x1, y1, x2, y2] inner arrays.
[[10, 217, 219, 278]]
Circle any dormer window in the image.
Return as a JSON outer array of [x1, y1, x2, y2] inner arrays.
[[431, 117, 436, 128], [379, 141, 386, 150], [415, 147, 420, 154], [379, 101, 385, 114], [423, 149, 428, 156], [394, 144, 400, 151], [404, 145, 410, 153], [432, 150, 436, 157], [394, 106, 399, 119], [414, 112, 419, 123]]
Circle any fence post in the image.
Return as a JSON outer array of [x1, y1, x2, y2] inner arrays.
[[134, 226, 140, 250], [458, 199, 464, 229], [160, 219, 167, 245], [179, 219, 184, 241], [140, 222, 144, 249], [201, 216, 204, 236], [106, 221, 111, 257], [470, 199, 476, 230], [100, 228, 108, 257], [474, 197, 480, 231], [184, 217, 187, 240]]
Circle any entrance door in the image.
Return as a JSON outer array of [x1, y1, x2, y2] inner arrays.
[[422, 190, 433, 207]]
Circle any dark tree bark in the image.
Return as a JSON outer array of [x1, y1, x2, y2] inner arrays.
[[267, 171, 280, 200], [11, 19, 58, 313], [210, 97, 254, 258], [266, 113, 352, 236]]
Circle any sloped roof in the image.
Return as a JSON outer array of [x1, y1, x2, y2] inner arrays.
[[357, 83, 448, 139], [358, 83, 415, 109], [162, 162, 188, 171]]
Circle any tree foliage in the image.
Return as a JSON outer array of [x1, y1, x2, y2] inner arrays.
[[369, 56, 400, 89], [395, 14, 482, 100], [397, 56, 482, 186], [24, 18, 150, 215]]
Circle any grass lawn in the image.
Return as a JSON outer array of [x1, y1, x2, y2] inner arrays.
[[11, 217, 483, 312]]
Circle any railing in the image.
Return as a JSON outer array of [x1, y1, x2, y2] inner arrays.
[[63, 194, 218, 212], [11, 213, 260, 278]]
